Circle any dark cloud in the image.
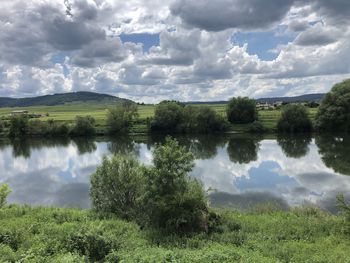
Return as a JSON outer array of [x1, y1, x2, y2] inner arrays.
[[171, 0, 295, 31], [295, 24, 338, 46], [71, 38, 127, 67]]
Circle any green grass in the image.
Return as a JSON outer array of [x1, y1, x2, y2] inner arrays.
[[0, 103, 318, 134], [0, 205, 348, 262]]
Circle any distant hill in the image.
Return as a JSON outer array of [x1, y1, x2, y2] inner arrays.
[[185, 93, 325, 105], [256, 93, 325, 104], [0, 91, 132, 107]]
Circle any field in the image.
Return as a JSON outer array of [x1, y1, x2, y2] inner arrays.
[[0, 103, 318, 134], [0, 205, 349, 262]]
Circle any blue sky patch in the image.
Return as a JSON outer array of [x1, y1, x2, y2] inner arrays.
[[120, 33, 160, 52], [232, 30, 295, 61]]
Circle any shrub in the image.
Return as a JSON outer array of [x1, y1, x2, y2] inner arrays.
[[143, 137, 209, 233], [27, 119, 69, 137], [193, 106, 227, 133], [151, 101, 184, 132], [226, 97, 257, 124], [8, 115, 28, 137], [248, 121, 266, 133], [336, 195, 350, 221], [0, 184, 11, 208], [316, 79, 350, 132], [90, 155, 145, 220], [277, 104, 312, 133], [107, 101, 138, 134], [71, 116, 95, 136]]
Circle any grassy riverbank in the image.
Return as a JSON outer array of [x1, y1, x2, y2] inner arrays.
[[0, 205, 349, 262], [0, 103, 318, 135]]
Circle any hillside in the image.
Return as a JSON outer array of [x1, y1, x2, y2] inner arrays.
[[185, 93, 325, 105], [0, 91, 131, 107]]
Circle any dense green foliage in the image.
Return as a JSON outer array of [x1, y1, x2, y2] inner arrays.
[[316, 79, 350, 132], [151, 102, 227, 133], [0, 205, 349, 262], [90, 155, 145, 220], [107, 102, 138, 134], [277, 104, 312, 133], [27, 119, 70, 137], [143, 138, 209, 232], [151, 101, 185, 132], [8, 115, 28, 137], [226, 97, 257, 124], [0, 184, 11, 208], [71, 116, 96, 136], [91, 138, 210, 233]]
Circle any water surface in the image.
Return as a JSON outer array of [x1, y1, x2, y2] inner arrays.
[[1, 134, 349, 212]]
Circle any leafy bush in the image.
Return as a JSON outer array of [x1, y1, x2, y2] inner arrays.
[[8, 115, 28, 137], [27, 119, 69, 137], [336, 195, 350, 221], [226, 97, 257, 124], [143, 137, 209, 232], [316, 79, 350, 132], [107, 101, 138, 134], [248, 121, 266, 133], [277, 104, 312, 133], [71, 116, 95, 136], [90, 155, 145, 220], [0, 184, 11, 208], [151, 101, 185, 132]]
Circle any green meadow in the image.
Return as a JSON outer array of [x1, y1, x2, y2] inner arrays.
[[0, 205, 349, 262]]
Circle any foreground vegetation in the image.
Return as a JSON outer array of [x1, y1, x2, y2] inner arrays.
[[0, 204, 349, 262]]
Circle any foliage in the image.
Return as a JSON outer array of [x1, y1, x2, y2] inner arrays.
[[337, 195, 350, 221], [143, 137, 209, 232], [277, 104, 312, 133], [107, 101, 138, 134], [0, 184, 11, 208], [151, 102, 227, 134], [0, 206, 349, 262], [151, 101, 185, 132], [27, 119, 69, 137], [226, 97, 258, 124], [71, 115, 95, 136], [248, 121, 266, 133], [90, 155, 145, 220], [8, 115, 28, 137], [316, 79, 350, 132]]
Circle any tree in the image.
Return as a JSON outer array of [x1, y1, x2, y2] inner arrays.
[[143, 137, 209, 232], [226, 97, 257, 124], [316, 79, 350, 132], [277, 104, 312, 133], [90, 155, 145, 220], [71, 116, 96, 136], [0, 184, 11, 208], [151, 101, 184, 132], [8, 115, 28, 137], [107, 101, 138, 134]]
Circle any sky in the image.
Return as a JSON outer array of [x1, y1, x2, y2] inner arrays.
[[1, 0, 350, 103]]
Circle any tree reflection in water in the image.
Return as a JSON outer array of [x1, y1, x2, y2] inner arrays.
[[277, 134, 312, 159], [316, 134, 350, 176], [107, 136, 140, 156], [227, 135, 261, 164]]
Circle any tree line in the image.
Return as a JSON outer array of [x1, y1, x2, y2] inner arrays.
[[1, 79, 350, 138]]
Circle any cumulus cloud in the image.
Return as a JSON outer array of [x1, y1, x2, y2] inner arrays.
[[171, 0, 295, 31], [1, 0, 350, 102]]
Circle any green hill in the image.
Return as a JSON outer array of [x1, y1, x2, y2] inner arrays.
[[0, 91, 131, 107]]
